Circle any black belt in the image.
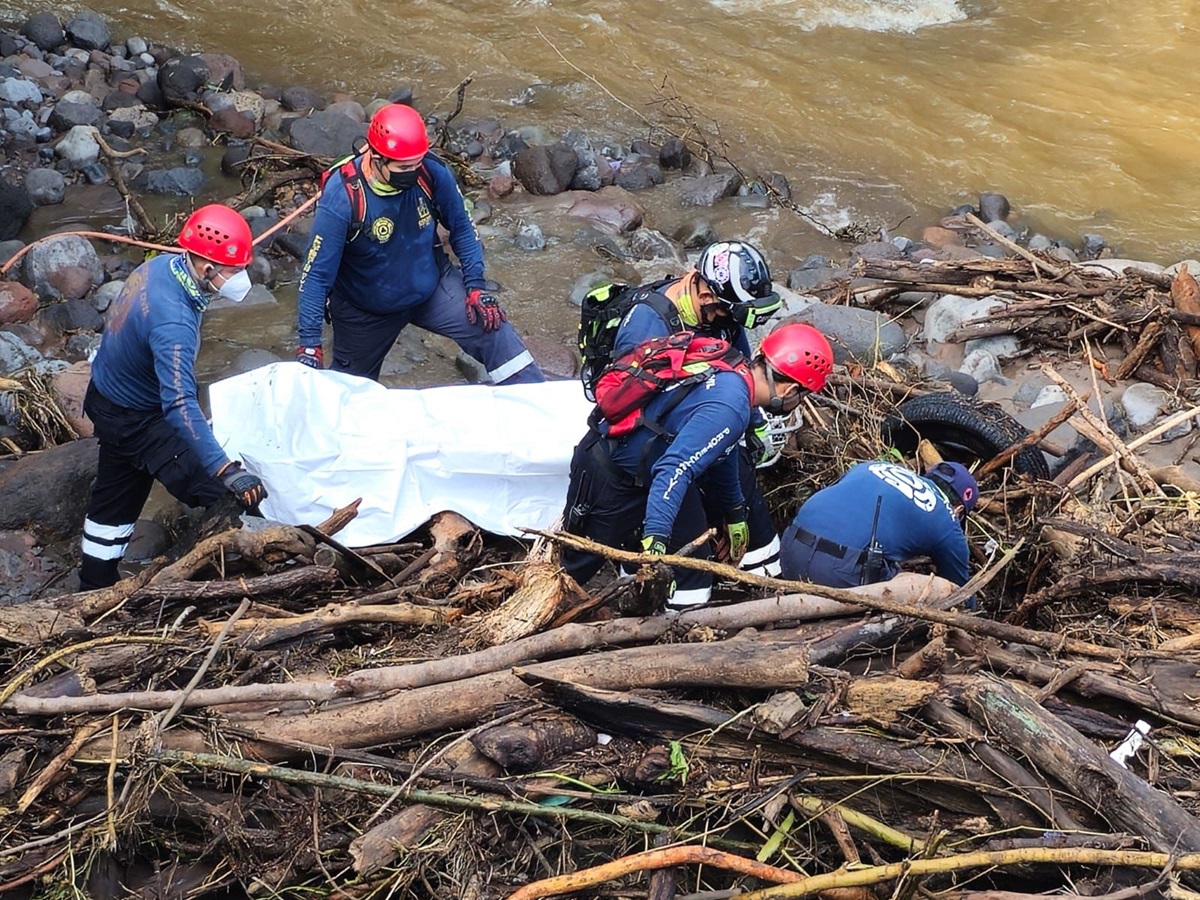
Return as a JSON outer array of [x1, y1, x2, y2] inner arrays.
[[793, 526, 868, 566]]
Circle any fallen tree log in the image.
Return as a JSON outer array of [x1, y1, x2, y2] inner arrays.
[[963, 674, 1200, 854], [200, 598, 461, 649], [962, 635, 1200, 728], [349, 741, 501, 877], [7, 574, 949, 716], [84, 632, 815, 760]]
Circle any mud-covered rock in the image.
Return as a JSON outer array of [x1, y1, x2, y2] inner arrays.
[[513, 143, 578, 196], [0, 438, 98, 540]]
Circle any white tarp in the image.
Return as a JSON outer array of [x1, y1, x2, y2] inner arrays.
[[209, 364, 594, 548]]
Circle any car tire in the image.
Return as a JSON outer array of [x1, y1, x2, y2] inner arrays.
[[882, 391, 1051, 480]]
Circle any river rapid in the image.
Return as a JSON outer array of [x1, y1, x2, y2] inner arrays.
[[3, 0, 1198, 383]]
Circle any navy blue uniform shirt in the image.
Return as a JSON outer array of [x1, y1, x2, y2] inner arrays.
[[605, 369, 750, 538], [789, 461, 970, 585], [90, 253, 230, 476], [296, 154, 484, 347]]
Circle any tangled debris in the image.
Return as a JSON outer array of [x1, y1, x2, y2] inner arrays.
[[3, 245, 1200, 899]]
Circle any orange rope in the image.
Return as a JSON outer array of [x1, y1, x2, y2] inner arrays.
[[0, 193, 322, 279]]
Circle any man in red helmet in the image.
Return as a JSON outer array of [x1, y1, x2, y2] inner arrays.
[[580, 239, 786, 577], [294, 103, 544, 384], [561, 323, 833, 608], [78, 204, 269, 590]]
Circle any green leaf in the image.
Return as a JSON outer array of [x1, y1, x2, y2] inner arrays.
[[756, 809, 796, 863]]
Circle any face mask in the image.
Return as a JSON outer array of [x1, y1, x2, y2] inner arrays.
[[208, 268, 252, 302], [386, 168, 420, 191]]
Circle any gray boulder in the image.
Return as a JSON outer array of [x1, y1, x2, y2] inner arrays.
[[0, 438, 98, 540], [141, 166, 207, 196], [979, 191, 1010, 222], [569, 148, 615, 192], [23, 168, 65, 206], [512, 143, 578, 196], [91, 279, 124, 312], [0, 77, 42, 106], [40, 298, 104, 334], [680, 172, 743, 207], [288, 110, 367, 158], [613, 154, 664, 191], [1120, 382, 1173, 429], [54, 125, 100, 166], [20, 12, 65, 51], [0, 331, 44, 375], [280, 86, 326, 112], [48, 100, 101, 132], [672, 220, 716, 250], [659, 136, 691, 170], [515, 222, 546, 251], [2, 108, 38, 140], [156, 55, 209, 106], [958, 348, 1003, 385], [23, 234, 103, 290], [784, 302, 906, 365], [628, 228, 686, 267], [65, 9, 110, 51], [207, 283, 276, 312]]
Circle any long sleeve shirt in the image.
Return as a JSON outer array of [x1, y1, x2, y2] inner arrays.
[[90, 253, 230, 475], [790, 461, 970, 585], [606, 369, 750, 538], [296, 154, 485, 346]]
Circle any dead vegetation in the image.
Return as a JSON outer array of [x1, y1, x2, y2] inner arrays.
[[3, 244, 1200, 899]]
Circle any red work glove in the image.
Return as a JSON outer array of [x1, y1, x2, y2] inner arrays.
[[465, 288, 507, 332], [296, 346, 323, 369]]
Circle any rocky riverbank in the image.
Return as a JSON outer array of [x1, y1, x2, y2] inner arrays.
[[1, 6, 1199, 601]]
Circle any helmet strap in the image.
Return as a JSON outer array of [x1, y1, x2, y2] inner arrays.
[[763, 363, 786, 414]]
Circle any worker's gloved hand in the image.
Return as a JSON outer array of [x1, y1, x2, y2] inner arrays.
[[295, 345, 323, 369], [745, 421, 771, 465], [641, 534, 668, 556], [219, 462, 268, 511], [465, 288, 507, 332], [726, 505, 750, 564]]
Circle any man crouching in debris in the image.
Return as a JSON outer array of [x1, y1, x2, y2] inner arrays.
[[561, 323, 834, 608], [78, 205, 268, 590], [780, 460, 978, 588]]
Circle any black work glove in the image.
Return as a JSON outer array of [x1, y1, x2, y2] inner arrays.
[[219, 462, 268, 511]]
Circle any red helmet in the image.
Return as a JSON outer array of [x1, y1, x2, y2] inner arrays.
[[367, 103, 429, 160], [178, 204, 252, 267], [759, 323, 833, 392]]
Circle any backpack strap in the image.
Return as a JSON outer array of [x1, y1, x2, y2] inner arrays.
[[324, 155, 440, 243]]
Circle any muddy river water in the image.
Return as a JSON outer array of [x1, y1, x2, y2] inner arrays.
[[3, 0, 1198, 385]]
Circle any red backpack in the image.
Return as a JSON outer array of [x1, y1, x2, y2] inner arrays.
[[594, 332, 753, 438]]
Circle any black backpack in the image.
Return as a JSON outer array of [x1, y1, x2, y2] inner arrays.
[[577, 278, 679, 400]]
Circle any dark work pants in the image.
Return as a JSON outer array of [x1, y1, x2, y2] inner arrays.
[[79, 384, 226, 590], [329, 264, 545, 384], [779, 521, 899, 588], [561, 431, 713, 606]]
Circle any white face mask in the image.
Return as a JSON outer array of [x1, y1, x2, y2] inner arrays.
[[214, 268, 252, 302]]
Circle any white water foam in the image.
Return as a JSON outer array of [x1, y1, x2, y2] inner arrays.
[[707, 0, 967, 33]]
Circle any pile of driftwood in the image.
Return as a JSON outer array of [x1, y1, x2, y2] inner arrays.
[[4, 244, 1200, 898], [851, 214, 1200, 396]]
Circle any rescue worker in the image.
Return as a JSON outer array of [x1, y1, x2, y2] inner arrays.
[[780, 460, 977, 588], [562, 323, 834, 607], [294, 103, 544, 384], [602, 240, 785, 575], [79, 204, 269, 590]]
